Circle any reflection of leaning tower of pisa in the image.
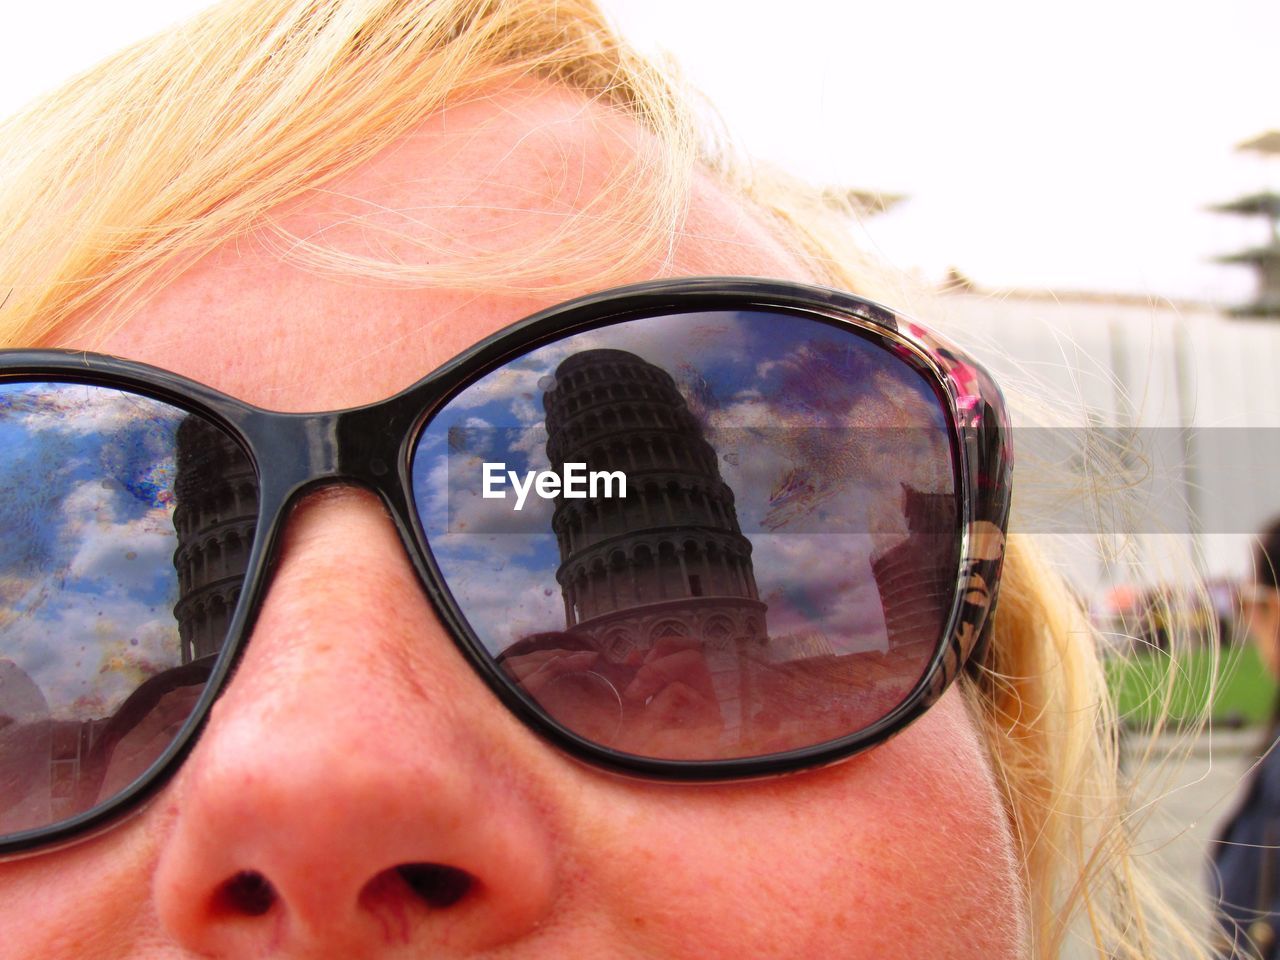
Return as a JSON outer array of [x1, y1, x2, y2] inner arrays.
[[543, 349, 767, 736], [172, 418, 258, 664]]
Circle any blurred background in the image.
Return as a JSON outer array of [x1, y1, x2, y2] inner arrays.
[[10, 0, 1280, 946]]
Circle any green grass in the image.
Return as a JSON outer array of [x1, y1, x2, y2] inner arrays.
[[1106, 643, 1278, 728]]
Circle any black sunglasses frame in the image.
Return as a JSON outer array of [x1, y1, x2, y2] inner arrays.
[[0, 277, 1013, 857]]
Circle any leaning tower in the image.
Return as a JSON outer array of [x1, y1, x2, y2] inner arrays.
[[542, 349, 767, 735], [171, 417, 258, 664]]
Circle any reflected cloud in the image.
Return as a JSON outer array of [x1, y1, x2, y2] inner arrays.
[[0, 384, 242, 832], [418, 308, 960, 760]]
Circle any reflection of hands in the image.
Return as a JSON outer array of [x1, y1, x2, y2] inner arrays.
[[623, 639, 722, 742], [502, 639, 726, 757], [504, 648, 601, 698], [502, 647, 622, 743]]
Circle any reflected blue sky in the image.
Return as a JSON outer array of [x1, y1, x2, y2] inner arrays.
[[0, 384, 187, 721], [413, 309, 955, 655], [0, 312, 959, 722]]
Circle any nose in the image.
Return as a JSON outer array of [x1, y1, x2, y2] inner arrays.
[[153, 489, 557, 956]]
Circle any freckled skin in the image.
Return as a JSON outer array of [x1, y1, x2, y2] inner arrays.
[[2, 86, 1029, 957]]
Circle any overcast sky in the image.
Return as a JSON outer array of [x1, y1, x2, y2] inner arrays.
[[5, 1, 1278, 305]]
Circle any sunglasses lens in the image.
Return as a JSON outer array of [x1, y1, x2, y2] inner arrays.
[[413, 308, 960, 763], [0, 382, 255, 839]]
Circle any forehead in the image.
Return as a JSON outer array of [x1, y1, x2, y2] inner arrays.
[[57, 85, 812, 411]]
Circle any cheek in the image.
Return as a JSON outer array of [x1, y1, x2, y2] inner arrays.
[[569, 689, 1026, 959], [0, 691, 1024, 959], [0, 808, 173, 959]]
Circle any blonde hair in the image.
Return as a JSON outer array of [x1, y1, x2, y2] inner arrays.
[[0, 1, 1213, 955]]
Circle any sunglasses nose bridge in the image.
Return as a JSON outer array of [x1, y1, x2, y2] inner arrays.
[[228, 401, 429, 625], [239, 410, 342, 502], [242, 399, 421, 494], [335, 402, 420, 484]]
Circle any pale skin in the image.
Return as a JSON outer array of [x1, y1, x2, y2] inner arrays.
[[2, 85, 1028, 958]]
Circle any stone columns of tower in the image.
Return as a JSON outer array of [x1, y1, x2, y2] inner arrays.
[[543, 348, 767, 671], [171, 417, 258, 664]]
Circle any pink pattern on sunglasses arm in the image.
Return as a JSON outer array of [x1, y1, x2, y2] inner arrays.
[[890, 312, 1014, 694], [953, 395, 984, 434]]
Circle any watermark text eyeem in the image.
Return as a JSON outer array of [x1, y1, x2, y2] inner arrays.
[[483, 462, 626, 511]]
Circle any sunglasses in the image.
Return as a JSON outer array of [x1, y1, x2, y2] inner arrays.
[[0, 277, 1011, 856]]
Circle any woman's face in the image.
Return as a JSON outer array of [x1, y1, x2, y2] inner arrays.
[[2, 85, 1027, 958]]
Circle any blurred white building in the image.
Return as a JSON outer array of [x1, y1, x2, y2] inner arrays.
[[912, 282, 1280, 594]]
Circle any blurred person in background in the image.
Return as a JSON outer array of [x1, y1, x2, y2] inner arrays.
[[1214, 518, 1280, 959]]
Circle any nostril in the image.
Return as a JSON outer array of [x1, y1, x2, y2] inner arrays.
[[216, 870, 277, 917], [397, 863, 474, 908]]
